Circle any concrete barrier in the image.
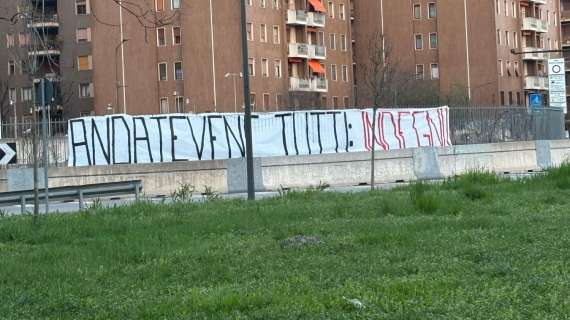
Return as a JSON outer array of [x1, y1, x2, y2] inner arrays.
[[4, 140, 570, 195]]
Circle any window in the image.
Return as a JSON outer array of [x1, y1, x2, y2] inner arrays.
[[339, 3, 346, 20], [516, 92, 521, 105], [174, 61, 183, 80], [506, 60, 511, 76], [248, 57, 255, 76], [512, 2, 516, 18], [261, 58, 269, 77], [263, 93, 270, 111], [504, 0, 508, 16], [76, 28, 91, 42], [428, 3, 436, 18], [513, 32, 517, 48], [497, 29, 501, 45], [505, 31, 509, 46], [415, 34, 423, 50], [160, 97, 169, 113], [429, 33, 437, 49], [250, 93, 257, 110], [18, 33, 30, 46], [175, 96, 185, 113], [274, 59, 282, 78], [155, 0, 165, 11], [171, 0, 180, 9], [272, 26, 280, 44], [8, 60, 15, 75], [247, 23, 254, 41], [77, 55, 92, 71], [6, 34, 14, 48], [260, 0, 266, 8], [157, 28, 166, 46], [21, 87, 32, 102], [158, 62, 167, 81], [341, 65, 348, 82], [260, 24, 267, 42], [333, 97, 339, 109], [9, 88, 16, 103], [415, 64, 424, 80], [430, 63, 439, 79], [172, 27, 182, 45], [508, 91, 513, 105], [413, 4, 421, 19], [328, 1, 334, 18], [79, 83, 93, 98], [496, 0, 500, 14], [76, 0, 89, 15], [272, 0, 279, 9], [343, 97, 349, 108], [246, 0, 252, 5], [330, 33, 336, 50], [276, 94, 283, 110], [498, 59, 503, 76], [340, 34, 347, 51], [331, 64, 338, 81]]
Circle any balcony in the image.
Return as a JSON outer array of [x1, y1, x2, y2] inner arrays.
[[286, 10, 308, 25], [524, 76, 548, 91], [562, 10, 570, 23], [307, 12, 325, 27], [27, 14, 59, 29], [529, 0, 547, 5], [521, 47, 549, 60], [522, 17, 548, 33], [289, 77, 328, 92], [28, 40, 61, 56], [563, 38, 570, 48], [288, 43, 327, 59]]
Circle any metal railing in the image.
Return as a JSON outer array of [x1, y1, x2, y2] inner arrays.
[[0, 180, 143, 213]]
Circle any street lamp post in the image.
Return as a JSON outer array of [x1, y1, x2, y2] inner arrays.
[[9, 100, 16, 139], [239, 0, 255, 200], [115, 39, 129, 113]]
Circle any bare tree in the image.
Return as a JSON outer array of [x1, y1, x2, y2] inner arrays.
[[362, 33, 405, 190]]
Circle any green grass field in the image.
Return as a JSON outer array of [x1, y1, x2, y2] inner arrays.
[[2, 167, 570, 319]]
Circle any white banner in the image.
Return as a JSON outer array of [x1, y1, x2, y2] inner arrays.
[[68, 107, 451, 167]]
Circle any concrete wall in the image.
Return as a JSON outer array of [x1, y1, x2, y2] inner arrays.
[[3, 140, 570, 195]]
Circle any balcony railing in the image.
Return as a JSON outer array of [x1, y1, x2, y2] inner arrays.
[[288, 43, 327, 59], [524, 76, 548, 91], [562, 10, 570, 23], [522, 17, 548, 33], [521, 47, 549, 60], [286, 10, 308, 25], [289, 77, 328, 92], [529, 0, 547, 5], [307, 12, 325, 27], [28, 40, 61, 56], [27, 13, 59, 28]]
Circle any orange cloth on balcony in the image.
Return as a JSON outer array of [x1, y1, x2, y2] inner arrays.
[[308, 0, 326, 12], [308, 60, 325, 74]]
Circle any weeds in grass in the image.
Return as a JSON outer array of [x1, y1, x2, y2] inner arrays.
[[86, 198, 103, 211], [545, 163, 570, 189], [203, 185, 221, 201], [410, 182, 440, 214], [172, 183, 195, 202]]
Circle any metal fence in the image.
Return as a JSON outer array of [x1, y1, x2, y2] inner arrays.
[[0, 106, 566, 168]]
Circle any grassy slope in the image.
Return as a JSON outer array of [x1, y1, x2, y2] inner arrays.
[[1, 168, 570, 319]]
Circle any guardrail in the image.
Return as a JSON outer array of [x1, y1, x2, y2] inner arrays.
[[0, 180, 142, 213]]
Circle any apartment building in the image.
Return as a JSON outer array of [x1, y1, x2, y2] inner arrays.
[[90, 0, 354, 115], [353, 0, 562, 107], [0, 0, 94, 121]]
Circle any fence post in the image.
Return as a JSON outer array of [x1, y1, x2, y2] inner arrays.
[[78, 190, 84, 210], [20, 195, 26, 214], [134, 182, 140, 202]]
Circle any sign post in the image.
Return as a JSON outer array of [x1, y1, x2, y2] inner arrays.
[[548, 58, 567, 113]]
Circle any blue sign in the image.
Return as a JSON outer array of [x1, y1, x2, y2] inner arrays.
[[529, 93, 543, 109]]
